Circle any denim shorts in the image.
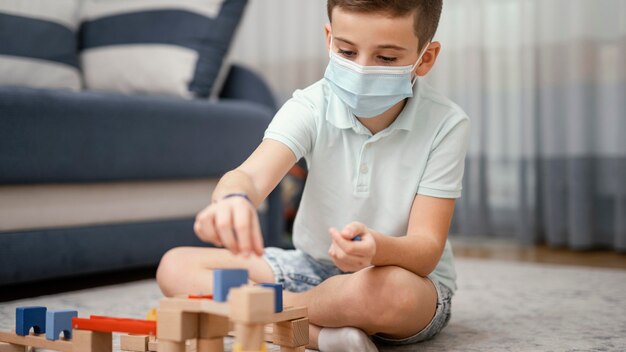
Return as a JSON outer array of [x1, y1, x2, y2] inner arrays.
[[263, 247, 453, 345]]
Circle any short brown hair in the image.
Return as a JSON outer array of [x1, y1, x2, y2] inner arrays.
[[327, 0, 443, 50]]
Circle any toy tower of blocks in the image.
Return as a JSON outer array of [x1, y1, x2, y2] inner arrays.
[[152, 269, 308, 352]]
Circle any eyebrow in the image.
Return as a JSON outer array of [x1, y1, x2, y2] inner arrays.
[[335, 37, 408, 51]]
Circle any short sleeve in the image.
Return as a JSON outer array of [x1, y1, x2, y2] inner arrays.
[[263, 89, 318, 160], [417, 116, 470, 199]]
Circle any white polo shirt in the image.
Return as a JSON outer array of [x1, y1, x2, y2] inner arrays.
[[264, 77, 470, 293]]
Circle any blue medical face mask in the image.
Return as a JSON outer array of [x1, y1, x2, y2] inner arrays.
[[324, 37, 430, 118]]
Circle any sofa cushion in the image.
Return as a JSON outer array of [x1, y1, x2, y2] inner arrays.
[[0, 86, 274, 183], [79, 0, 247, 98], [0, 0, 81, 90]]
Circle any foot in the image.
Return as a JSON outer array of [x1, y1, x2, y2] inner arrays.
[[318, 327, 379, 352]]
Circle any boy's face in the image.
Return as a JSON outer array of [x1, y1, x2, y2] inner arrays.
[[325, 7, 440, 77]]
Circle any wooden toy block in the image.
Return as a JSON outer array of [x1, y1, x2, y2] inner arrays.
[[156, 310, 198, 342], [71, 329, 112, 352], [280, 347, 305, 352], [198, 314, 229, 339], [233, 323, 265, 351], [265, 307, 307, 324], [228, 286, 274, 323], [197, 337, 223, 352], [120, 334, 149, 351], [72, 315, 157, 335], [45, 310, 77, 341], [159, 297, 229, 316], [157, 340, 185, 352], [0, 342, 26, 351], [16, 307, 47, 336], [0, 331, 71, 351], [213, 269, 249, 302], [255, 283, 283, 313], [148, 336, 158, 351], [271, 318, 308, 347]]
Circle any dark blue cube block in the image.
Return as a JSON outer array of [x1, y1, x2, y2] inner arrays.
[[213, 269, 249, 302], [16, 306, 47, 336]]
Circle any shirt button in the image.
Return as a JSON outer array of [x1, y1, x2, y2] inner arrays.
[[360, 164, 369, 174]]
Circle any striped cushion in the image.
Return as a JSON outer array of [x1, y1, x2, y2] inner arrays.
[[0, 0, 81, 90], [79, 0, 247, 98]]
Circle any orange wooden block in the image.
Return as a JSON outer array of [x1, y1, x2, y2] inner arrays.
[[72, 316, 157, 335]]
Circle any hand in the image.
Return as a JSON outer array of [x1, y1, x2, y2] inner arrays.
[[328, 222, 376, 272], [193, 195, 264, 257]]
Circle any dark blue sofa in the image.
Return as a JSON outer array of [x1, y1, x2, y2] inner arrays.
[[0, 65, 283, 285]]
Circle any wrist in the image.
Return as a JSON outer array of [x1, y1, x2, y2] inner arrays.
[[215, 192, 253, 205]]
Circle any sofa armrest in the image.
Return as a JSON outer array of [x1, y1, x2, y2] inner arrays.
[[219, 65, 277, 111]]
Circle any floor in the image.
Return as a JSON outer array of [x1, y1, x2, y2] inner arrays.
[[1, 237, 626, 351]]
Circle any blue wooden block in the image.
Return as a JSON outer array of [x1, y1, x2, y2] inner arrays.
[[352, 235, 362, 241], [213, 269, 249, 302], [45, 309, 78, 341], [256, 283, 283, 313], [16, 306, 47, 336]]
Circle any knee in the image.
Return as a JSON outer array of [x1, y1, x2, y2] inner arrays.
[[156, 247, 189, 297], [348, 266, 420, 328]]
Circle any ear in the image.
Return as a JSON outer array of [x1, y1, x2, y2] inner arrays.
[[415, 41, 442, 77], [324, 23, 332, 52]]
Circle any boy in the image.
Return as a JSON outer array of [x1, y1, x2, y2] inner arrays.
[[157, 0, 469, 350]]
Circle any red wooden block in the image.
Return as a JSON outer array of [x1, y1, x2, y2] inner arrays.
[[72, 315, 157, 335]]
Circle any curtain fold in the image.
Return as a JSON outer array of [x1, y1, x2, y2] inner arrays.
[[429, 0, 626, 251]]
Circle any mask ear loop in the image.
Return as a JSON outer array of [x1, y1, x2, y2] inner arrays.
[[411, 41, 431, 86]]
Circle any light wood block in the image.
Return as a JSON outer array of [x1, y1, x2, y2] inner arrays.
[[160, 298, 229, 316], [148, 337, 158, 351], [0, 342, 26, 352], [157, 310, 198, 342], [157, 340, 185, 352], [198, 314, 229, 339], [229, 286, 274, 323], [0, 331, 72, 352], [280, 347, 305, 352], [120, 334, 149, 351], [272, 318, 309, 347], [197, 337, 223, 352], [72, 329, 112, 352], [266, 306, 307, 324], [233, 323, 265, 351]]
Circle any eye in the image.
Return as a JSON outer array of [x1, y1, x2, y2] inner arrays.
[[377, 56, 397, 63], [338, 49, 356, 58]]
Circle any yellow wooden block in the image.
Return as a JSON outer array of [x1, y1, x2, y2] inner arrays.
[[120, 334, 149, 351], [198, 314, 229, 339], [272, 318, 309, 347], [234, 323, 265, 351], [71, 329, 112, 352], [157, 309, 198, 342], [229, 286, 274, 323]]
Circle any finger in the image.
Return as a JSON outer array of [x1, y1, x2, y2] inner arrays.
[[215, 204, 238, 254], [341, 222, 366, 240], [331, 244, 361, 270], [196, 208, 221, 246], [250, 210, 265, 256], [331, 228, 364, 257], [232, 205, 252, 257]]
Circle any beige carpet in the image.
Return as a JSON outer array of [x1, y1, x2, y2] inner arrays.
[[1, 258, 625, 351]]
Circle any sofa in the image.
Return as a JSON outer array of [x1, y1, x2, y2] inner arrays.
[[0, 0, 283, 285]]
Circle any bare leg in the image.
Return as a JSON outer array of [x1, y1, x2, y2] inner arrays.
[[284, 265, 437, 339], [156, 247, 275, 296]]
